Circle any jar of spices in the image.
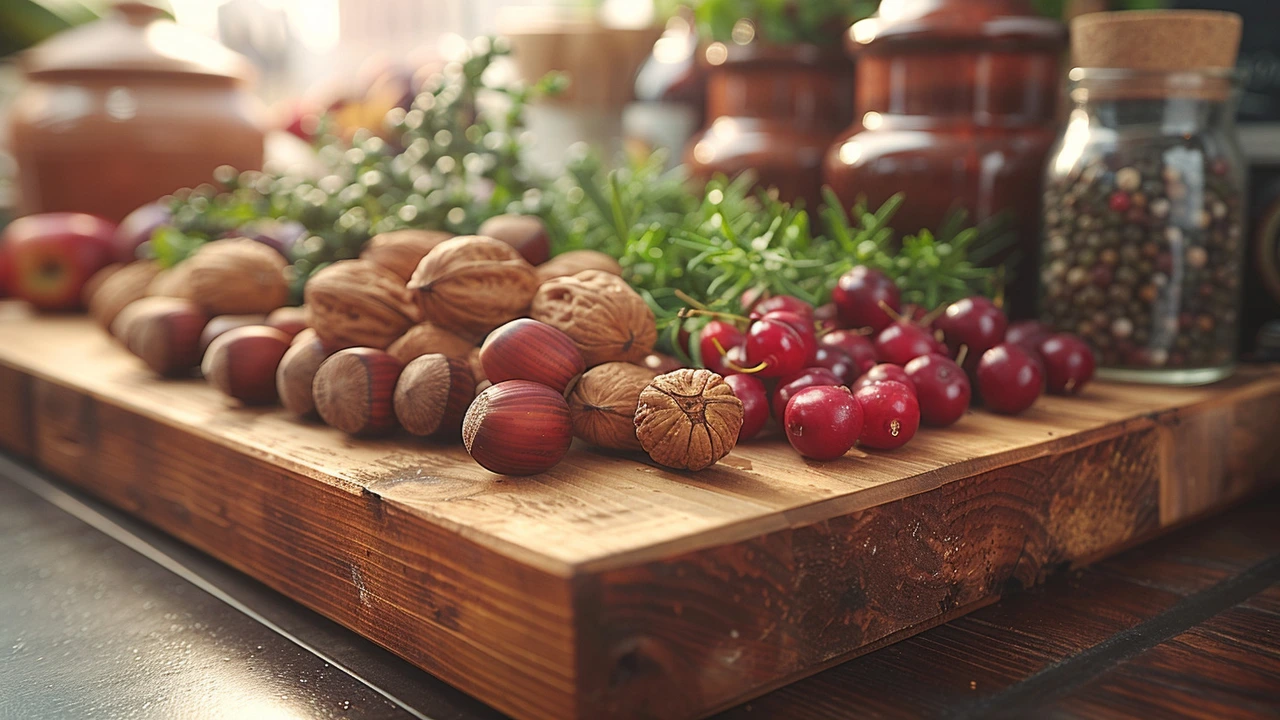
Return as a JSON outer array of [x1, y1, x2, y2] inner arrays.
[[1039, 11, 1245, 384]]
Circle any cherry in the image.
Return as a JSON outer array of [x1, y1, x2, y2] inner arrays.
[[901, 303, 932, 324], [977, 343, 1043, 415], [785, 386, 863, 461], [742, 315, 808, 378], [760, 309, 817, 365], [854, 380, 920, 450], [750, 295, 814, 323], [904, 353, 971, 427], [739, 286, 767, 314], [770, 367, 843, 420], [724, 373, 770, 442], [698, 320, 745, 376], [831, 266, 900, 332], [851, 363, 917, 394], [821, 330, 878, 374], [1005, 320, 1053, 357], [935, 296, 1008, 360], [1038, 333, 1096, 396], [875, 321, 944, 366], [813, 302, 841, 333], [811, 346, 857, 385]]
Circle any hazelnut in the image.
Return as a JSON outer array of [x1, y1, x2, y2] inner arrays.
[[361, 229, 453, 280], [634, 368, 743, 471], [182, 238, 291, 314], [567, 362, 656, 450], [531, 270, 657, 366], [387, 322, 475, 365], [407, 236, 539, 339], [199, 314, 268, 356], [463, 380, 572, 475], [304, 259, 420, 350], [393, 353, 475, 438], [479, 319, 585, 394], [638, 353, 683, 374], [313, 348, 404, 436], [478, 214, 551, 266], [88, 260, 161, 330], [121, 297, 210, 376], [265, 306, 308, 338], [467, 347, 488, 392], [201, 326, 292, 405], [276, 332, 332, 416], [535, 250, 622, 282]]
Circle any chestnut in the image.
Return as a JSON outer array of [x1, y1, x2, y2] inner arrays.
[[463, 380, 573, 475], [313, 348, 404, 436], [276, 331, 332, 416], [202, 326, 292, 405], [393, 353, 475, 439], [265, 306, 309, 339], [479, 319, 585, 394], [199, 313, 268, 356], [123, 297, 210, 376], [477, 214, 551, 266]]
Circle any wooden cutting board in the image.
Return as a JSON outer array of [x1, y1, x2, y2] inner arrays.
[[1, 309, 1278, 720]]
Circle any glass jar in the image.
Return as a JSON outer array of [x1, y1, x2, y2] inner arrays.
[[1039, 68, 1246, 385]]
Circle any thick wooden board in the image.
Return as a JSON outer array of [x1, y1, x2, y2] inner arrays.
[[1, 309, 1279, 720]]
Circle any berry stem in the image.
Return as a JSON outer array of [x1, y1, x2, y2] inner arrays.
[[711, 337, 768, 374]]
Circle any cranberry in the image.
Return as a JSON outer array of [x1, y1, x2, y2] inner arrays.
[[743, 315, 808, 378], [854, 380, 920, 450], [813, 302, 841, 332], [1005, 320, 1052, 356], [1038, 333, 1096, 395], [934, 296, 1008, 360], [811, 346, 857, 385], [821, 330, 878, 374], [904, 353, 971, 427], [831, 266, 900, 332], [770, 367, 843, 420], [724, 374, 770, 442], [785, 386, 863, 461], [699, 320, 745, 376], [977, 343, 1044, 415], [750, 295, 814, 323], [851, 363, 916, 395], [875, 321, 944, 366], [760, 310, 817, 364]]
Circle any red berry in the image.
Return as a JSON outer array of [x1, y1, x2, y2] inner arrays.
[[1038, 333, 1096, 395], [699, 320, 745, 376], [821, 330, 878, 374], [811, 346, 857, 385], [977, 343, 1043, 415], [852, 363, 917, 394], [831, 266, 900, 332], [901, 303, 931, 323], [784, 386, 863, 461], [1005, 320, 1052, 356], [771, 367, 843, 420], [750, 295, 814, 323], [1109, 191, 1131, 213], [760, 310, 816, 364], [935, 296, 1008, 360], [904, 353, 971, 427], [724, 373, 770, 442], [854, 380, 920, 450], [743, 315, 809, 378], [874, 321, 942, 366], [813, 302, 841, 332]]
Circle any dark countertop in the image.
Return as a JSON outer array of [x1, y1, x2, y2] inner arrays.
[[2, 452, 1277, 719]]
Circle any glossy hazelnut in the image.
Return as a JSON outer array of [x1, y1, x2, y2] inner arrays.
[[201, 326, 292, 405], [463, 380, 573, 475], [313, 348, 404, 436], [122, 297, 210, 376], [265, 306, 309, 339], [479, 318, 585, 394], [276, 332, 332, 416], [199, 314, 268, 356], [477, 214, 551, 266]]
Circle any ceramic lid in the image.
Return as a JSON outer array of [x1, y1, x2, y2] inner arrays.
[[848, 0, 1065, 54], [21, 2, 253, 83]]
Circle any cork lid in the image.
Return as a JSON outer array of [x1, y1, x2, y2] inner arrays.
[[1071, 10, 1241, 71]]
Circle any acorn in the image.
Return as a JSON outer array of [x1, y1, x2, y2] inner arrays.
[[479, 319, 585, 394], [265, 306, 309, 339], [199, 314, 268, 356], [478, 214, 551, 266], [123, 297, 210, 376], [462, 380, 573, 475], [276, 331, 332, 416], [393, 353, 475, 439], [313, 348, 404, 436], [202, 326, 292, 405]]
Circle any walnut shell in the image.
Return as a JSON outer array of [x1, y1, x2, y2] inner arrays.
[[393, 353, 475, 438], [304, 259, 420, 350], [387, 322, 475, 365], [146, 261, 195, 299], [407, 236, 539, 340], [361, 229, 454, 281], [567, 362, 657, 451], [530, 270, 657, 367], [82, 263, 122, 309], [182, 238, 290, 314], [88, 261, 161, 329], [536, 250, 623, 283], [634, 369, 743, 471]]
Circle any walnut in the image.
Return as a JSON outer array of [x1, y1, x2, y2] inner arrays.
[[530, 270, 657, 366], [387, 321, 475, 365], [82, 263, 122, 308], [634, 369, 743, 471], [87, 261, 160, 329], [535, 250, 623, 283], [181, 238, 290, 314], [361, 229, 453, 281], [146, 261, 195, 298], [567, 362, 657, 450], [304, 259, 420, 350], [407, 236, 539, 340]]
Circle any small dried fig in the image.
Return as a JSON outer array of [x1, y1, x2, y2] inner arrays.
[[634, 368, 743, 471], [265, 306, 308, 338], [276, 331, 332, 416], [567, 362, 657, 451], [535, 250, 622, 282], [202, 326, 292, 405], [313, 348, 404, 436], [387, 321, 475, 365], [478, 214, 551, 266], [393, 353, 475, 438], [304, 259, 420, 350], [88, 260, 161, 329], [361, 229, 453, 280], [199, 314, 268, 356], [531, 270, 657, 366], [182, 238, 290, 314], [407, 236, 538, 339], [122, 297, 209, 376]]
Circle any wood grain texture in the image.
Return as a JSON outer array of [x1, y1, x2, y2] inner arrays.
[[1, 310, 1279, 720]]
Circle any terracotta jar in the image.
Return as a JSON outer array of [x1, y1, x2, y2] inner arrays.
[[823, 0, 1065, 316], [686, 43, 854, 209], [10, 2, 264, 222]]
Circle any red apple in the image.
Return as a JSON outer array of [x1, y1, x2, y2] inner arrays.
[[3, 213, 118, 311], [0, 239, 11, 298]]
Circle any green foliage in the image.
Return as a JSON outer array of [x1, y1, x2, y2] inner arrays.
[[691, 0, 879, 46]]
